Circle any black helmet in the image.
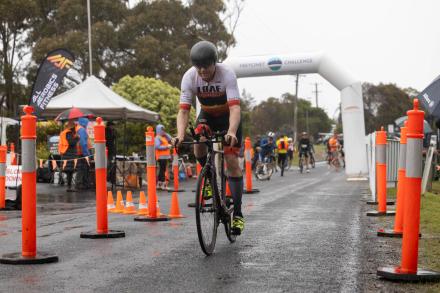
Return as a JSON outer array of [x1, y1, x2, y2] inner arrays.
[[190, 41, 218, 67]]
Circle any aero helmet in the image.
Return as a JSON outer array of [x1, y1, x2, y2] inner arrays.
[[190, 41, 218, 67]]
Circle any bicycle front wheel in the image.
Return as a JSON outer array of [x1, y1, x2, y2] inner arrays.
[[195, 165, 218, 256]]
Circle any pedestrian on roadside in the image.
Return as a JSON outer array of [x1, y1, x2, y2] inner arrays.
[[155, 124, 172, 190], [76, 117, 91, 190], [58, 119, 79, 192]]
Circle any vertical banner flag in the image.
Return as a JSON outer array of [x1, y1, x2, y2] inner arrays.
[[29, 48, 75, 117], [419, 75, 440, 118]]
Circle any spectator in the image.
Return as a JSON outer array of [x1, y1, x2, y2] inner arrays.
[[76, 117, 91, 190], [155, 124, 172, 190], [58, 120, 78, 192]]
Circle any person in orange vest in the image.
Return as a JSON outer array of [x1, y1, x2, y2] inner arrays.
[[155, 124, 172, 190], [276, 134, 289, 176], [58, 120, 79, 192]]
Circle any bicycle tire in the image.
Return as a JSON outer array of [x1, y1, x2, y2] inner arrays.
[[299, 157, 303, 173], [195, 165, 218, 256], [310, 155, 315, 168]]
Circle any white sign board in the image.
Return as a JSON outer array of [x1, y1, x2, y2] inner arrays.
[[6, 166, 22, 188]]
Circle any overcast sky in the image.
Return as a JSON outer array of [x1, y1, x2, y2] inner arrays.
[[227, 0, 440, 118]]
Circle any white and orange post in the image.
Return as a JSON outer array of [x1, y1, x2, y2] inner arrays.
[[134, 126, 169, 222], [378, 122, 411, 237], [367, 127, 395, 216], [244, 137, 259, 194], [81, 117, 125, 238], [377, 99, 440, 281], [0, 106, 58, 264], [0, 146, 6, 210]]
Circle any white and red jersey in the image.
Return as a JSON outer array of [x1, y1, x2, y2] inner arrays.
[[179, 63, 240, 117]]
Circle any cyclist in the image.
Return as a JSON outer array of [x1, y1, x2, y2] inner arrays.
[[328, 132, 340, 169], [276, 134, 289, 176], [259, 133, 276, 163], [298, 132, 312, 173], [174, 40, 244, 235]]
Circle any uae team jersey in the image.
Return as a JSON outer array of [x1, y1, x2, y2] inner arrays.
[[179, 63, 240, 117]]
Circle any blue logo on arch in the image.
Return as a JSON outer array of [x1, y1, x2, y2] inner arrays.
[[267, 57, 282, 71]]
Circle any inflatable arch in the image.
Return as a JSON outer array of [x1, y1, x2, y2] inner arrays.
[[223, 52, 368, 176]]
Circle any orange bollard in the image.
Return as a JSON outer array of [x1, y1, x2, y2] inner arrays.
[[377, 99, 440, 281], [168, 191, 184, 218], [123, 191, 137, 214], [134, 126, 169, 222], [137, 191, 149, 215], [0, 106, 58, 264], [80, 117, 124, 239], [0, 146, 6, 210], [244, 137, 259, 194], [169, 148, 184, 192], [367, 127, 395, 216], [378, 122, 417, 237]]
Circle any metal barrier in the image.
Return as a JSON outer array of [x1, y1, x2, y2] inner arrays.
[[386, 138, 400, 183]]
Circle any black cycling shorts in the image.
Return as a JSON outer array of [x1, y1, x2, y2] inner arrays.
[[299, 150, 309, 158], [196, 111, 242, 155]]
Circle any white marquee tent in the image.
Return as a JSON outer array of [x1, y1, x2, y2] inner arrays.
[[43, 75, 159, 122]]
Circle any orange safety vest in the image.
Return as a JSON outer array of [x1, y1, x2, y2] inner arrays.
[[58, 128, 73, 155], [155, 135, 170, 160], [328, 137, 339, 152], [277, 138, 288, 154]]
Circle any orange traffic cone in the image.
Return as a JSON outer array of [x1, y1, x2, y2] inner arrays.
[[123, 191, 137, 214], [168, 192, 184, 218], [226, 180, 232, 197], [137, 191, 149, 215], [107, 191, 116, 213], [115, 190, 125, 213]]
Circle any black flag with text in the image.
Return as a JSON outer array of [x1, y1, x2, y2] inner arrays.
[[29, 48, 75, 117]]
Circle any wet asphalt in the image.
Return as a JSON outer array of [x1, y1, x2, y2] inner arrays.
[[0, 163, 368, 292]]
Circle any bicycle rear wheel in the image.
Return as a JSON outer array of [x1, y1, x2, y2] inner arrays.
[[299, 157, 303, 173], [310, 155, 315, 168], [195, 165, 218, 256]]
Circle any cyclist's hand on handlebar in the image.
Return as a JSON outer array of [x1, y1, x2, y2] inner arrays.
[[172, 135, 184, 147], [224, 132, 238, 146]]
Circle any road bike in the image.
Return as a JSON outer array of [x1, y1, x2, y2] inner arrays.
[[254, 154, 275, 181], [181, 128, 236, 256]]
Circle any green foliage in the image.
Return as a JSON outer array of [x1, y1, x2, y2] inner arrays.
[[250, 93, 332, 139], [362, 83, 414, 133], [28, 0, 234, 88], [112, 75, 181, 134]]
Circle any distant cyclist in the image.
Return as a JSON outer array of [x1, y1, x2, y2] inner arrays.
[[276, 134, 289, 176], [259, 133, 276, 163], [298, 132, 312, 173], [252, 135, 262, 170], [328, 132, 340, 169]]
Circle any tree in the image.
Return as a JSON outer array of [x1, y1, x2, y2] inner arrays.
[[113, 75, 182, 133], [362, 82, 413, 133], [240, 88, 255, 137], [28, 0, 235, 87], [249, 92, 332, 138], [0, 0, 36, 116]]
